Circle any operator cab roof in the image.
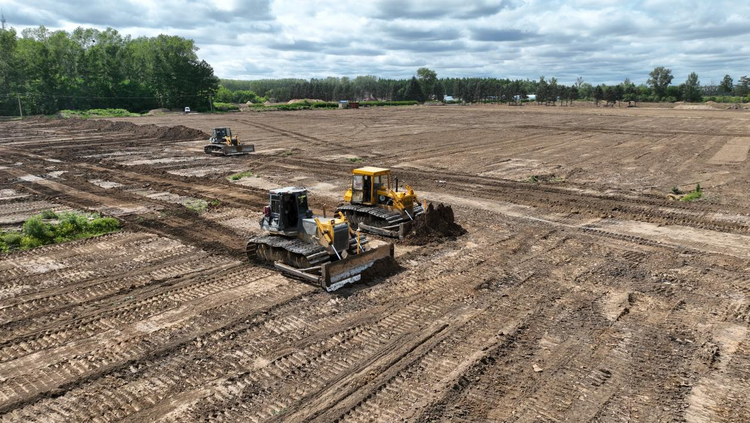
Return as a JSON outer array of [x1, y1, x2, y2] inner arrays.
[[270, 187, 307, 195], [353, 166, 390, 175]]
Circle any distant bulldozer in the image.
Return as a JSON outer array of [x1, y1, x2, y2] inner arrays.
[[204, 127, 254, 156]]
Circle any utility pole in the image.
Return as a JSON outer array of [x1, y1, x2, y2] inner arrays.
[[17, 95, 22, 118], [209, 95, 214, 113], [1, 10, 6, 31]]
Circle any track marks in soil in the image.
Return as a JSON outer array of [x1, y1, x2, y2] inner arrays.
[[3, 111, 750, 421]]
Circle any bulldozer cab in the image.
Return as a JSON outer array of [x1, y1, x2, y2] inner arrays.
[[212, 127, 230, 140], [350, 167, 391, 205], [266, 187, 312, 232]]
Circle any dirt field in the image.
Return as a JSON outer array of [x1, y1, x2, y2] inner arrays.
[[1, 104, 749, 422]]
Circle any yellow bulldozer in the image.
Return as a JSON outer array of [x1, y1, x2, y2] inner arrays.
[[204, 127, 255, 156], [337, 167, 424, 239], [247, 187, 394, 291]]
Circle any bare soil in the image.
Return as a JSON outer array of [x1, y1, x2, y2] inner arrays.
[[1, 104, 749, 422]]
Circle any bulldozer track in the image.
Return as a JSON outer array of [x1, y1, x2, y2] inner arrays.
[[2, 107, 750, 421]]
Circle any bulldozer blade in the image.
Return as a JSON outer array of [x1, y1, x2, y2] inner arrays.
[[274, 262, 320, 283], [222, 144, 254, 156], [358, 222, 412, 240], [205, 144, 255, 156], [321, 243, 394, 292]]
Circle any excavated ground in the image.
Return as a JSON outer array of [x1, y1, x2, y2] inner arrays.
[[1, 104, 749, 422]]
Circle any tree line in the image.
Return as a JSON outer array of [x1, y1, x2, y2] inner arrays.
[[0, 26, 219, 115], [220, 71, 542, 104], [221, 67, 750, 106]]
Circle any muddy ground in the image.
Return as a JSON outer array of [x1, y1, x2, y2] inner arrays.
[[1, 104, 749, 422]]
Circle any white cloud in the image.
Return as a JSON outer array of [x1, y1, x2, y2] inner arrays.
[[3, 0, 750, 84]]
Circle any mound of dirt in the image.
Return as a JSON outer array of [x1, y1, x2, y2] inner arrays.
[[46, 118, 208, 140], [404, 203, 466, 245], [674, 104, 717, 110], [287, 98, 325, 104], [146, 108, 171, 115]]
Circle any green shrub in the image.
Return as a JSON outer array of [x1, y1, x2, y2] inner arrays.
[[21, 236, 43, 249], [3, 232, 22, 247], [55, 212, 90, 239], [40, 209, 58, 219], [0, 239, 7, 253], [248, 102, 339, 111], [310, 102, 338, 109], [60, 109, 140, 118], [702, 96, 743, 104], [23, 216, 55, 244], [213, 102, 240, 112], [4, 211, 121, 252], [89, 217, 120, 234]]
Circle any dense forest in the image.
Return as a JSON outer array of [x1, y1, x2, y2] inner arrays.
[[1, 25, 749, 116], [0, 26, 218, 115], [220, 68, 750, 106]]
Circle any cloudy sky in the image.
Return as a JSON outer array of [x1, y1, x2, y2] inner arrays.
[[3, 0, 750, 84]]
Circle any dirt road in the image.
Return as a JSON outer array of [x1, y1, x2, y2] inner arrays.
[[1, 105, 748, 421]]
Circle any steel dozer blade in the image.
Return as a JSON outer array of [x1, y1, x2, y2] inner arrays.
[[204, 144, 255, 156], [274, 243, 394, 292], [358, 221, 413, 240], [321, 243, 394, 291]]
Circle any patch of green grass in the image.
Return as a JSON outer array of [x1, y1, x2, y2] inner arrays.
[[229, 170, 254, 181], [348, 157, 365, 163], [183, 199, 208, 214], [680, 191, 703, 201], [680, 183, 703, 202], [59, 108, 140, 118], [209, 199, 221, 207], [0, 211, 121, 253]]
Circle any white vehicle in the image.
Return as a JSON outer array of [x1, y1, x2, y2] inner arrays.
[[184, 107, 191, 114]]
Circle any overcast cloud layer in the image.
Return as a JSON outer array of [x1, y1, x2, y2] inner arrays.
[[3, 0, 750, 84]]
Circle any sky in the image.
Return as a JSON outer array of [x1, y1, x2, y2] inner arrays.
[[2, 0, 750, 85]]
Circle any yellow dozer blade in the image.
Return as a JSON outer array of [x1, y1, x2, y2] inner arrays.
[[273, 243, 393, 292]]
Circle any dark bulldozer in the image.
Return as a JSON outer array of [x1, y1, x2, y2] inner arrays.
[[204, 127, 254, 156], [246, 187, 394, 291]]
